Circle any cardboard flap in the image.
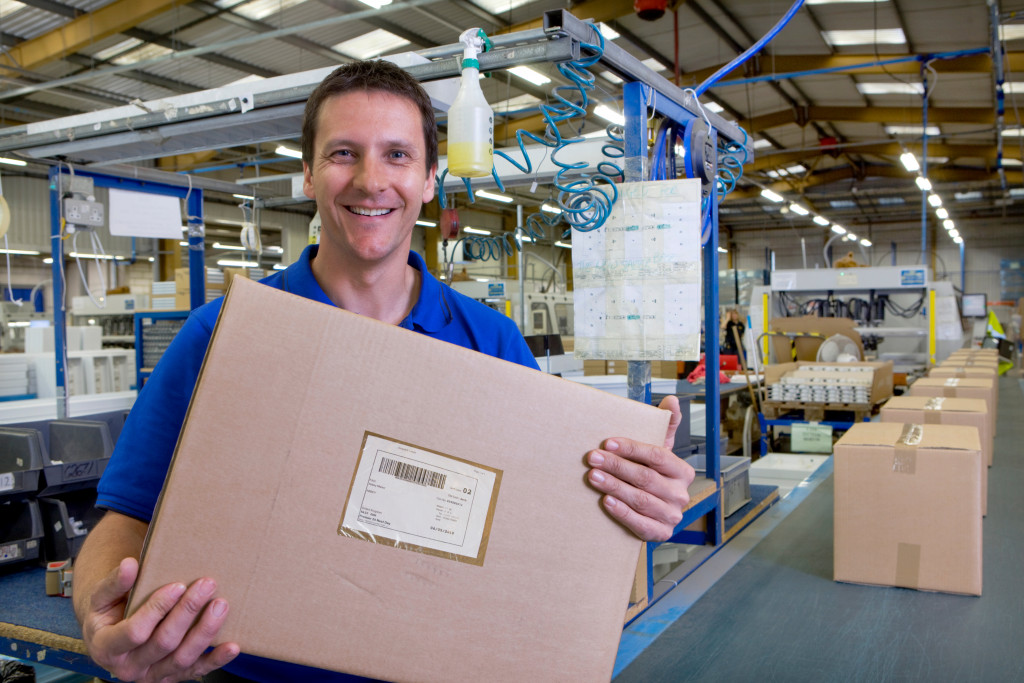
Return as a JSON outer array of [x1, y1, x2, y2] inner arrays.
[[910, 377, 994, 390], [130, 276, 670, 683], [882, 395, 988, 414], [835, 422, 981, 451]]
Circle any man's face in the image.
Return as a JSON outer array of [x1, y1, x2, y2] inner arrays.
[[303, 90, 436, 267]]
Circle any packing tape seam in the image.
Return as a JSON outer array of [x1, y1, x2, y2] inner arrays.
[[895, 542, 921, 589], [893, 423, 920, 474]]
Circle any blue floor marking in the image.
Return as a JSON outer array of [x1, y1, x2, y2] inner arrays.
[[613, 457, 835, 678]]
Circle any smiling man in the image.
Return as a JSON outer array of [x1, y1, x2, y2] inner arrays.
[[72, 60, 694, 683]]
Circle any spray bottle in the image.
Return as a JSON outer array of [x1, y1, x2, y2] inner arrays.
[[447, 29, 494, 178]]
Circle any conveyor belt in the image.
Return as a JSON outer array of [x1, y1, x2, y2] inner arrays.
[[617, 375, 1024, 683]]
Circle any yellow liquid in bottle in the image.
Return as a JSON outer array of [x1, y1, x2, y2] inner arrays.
[[448, 141, 493, 178]]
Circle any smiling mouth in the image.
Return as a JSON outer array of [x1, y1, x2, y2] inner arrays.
[[348, 206, 394, 217]]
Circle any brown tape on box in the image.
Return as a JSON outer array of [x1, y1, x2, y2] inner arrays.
[[895, 542, 921, 589], [892, 423, 921, 474]]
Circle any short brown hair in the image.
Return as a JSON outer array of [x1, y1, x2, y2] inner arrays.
[[301, 60, 438, 173]]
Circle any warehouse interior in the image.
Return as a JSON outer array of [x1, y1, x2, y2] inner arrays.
[[0, 0, 1022, 681]]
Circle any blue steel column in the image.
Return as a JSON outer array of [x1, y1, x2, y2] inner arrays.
[[48, 167, 69, 419], [623, 81, 651, 405], [187, 189, 205, 310], [960, 241, 965, 294], [704, 130, 722, 547], [920, 66, 929, 265]]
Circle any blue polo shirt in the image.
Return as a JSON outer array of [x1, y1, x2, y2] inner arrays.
[[97, 245, 538, 683]]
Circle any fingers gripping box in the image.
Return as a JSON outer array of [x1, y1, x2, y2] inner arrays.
[[128, 277, 670, 682]]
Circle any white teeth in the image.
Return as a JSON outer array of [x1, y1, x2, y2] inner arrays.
[[350, 206, 392, 216]]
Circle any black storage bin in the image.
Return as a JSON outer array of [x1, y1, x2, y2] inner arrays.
[[39, 419, 113, 495], [0, 427, 45, 500], [0, 499, 43, 567], [38, 489, 105, 562]]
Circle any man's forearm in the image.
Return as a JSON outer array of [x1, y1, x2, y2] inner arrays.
[[73, 511, 149, 623]]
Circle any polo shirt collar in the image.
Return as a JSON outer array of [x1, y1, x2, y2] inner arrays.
[[285, 245, 449, 333]]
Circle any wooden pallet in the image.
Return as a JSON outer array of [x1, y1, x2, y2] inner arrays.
[[761, 400, 877, 422]]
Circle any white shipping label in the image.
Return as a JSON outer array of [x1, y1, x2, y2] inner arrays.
[[339, 433, 501, 565], [0, 472, 14, 491], [0, 543, 21, 560]]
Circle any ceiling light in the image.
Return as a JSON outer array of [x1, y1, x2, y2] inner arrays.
[[508, 66, 551, 86], [68, 252, 115, 260], [1000, 25, 1024, 41], [599, 71, 624, 85], [232, 193, 255, 200], [0, 157, 26, 166], [595, 22, 619, 39], [813, 215, 830, 226], [705, 101, 724, 113], [541, 203, 561, 214], [275, 145, 302, 159], [274, 264, 287, 270], [858, 82, 924, 96], [753, 138, 773, 149], [789, 203, 809, 215], [213, 242, 246, 251], [900, 152, 920, 172], [333, 29, 409, 60], [928, 194, 942, 207], [265, 246, 284, 254], [43, 257, 54, 264], [822, 28, 906, 47], [641, 58, 667, 72], [555, 241, 572, 249], [356, 0, 391, 7], [847, 233, 858, 242], [935, 208, 949, 219], [761, 189, 784, 203], [860, 238, 872, 247], [179, 241, 188, 246], [593, 104, 625, 126], [717, 246, 728, 253], [949, 229, 960, 238], [915, 177, 932, 191], [886, 125, 941, 137], [831, 225, 846, 234], [474, 277, 490, 282], [217, 259, 258, 268], [463, 227, 491, 235], [953, 235, 963, 244], [475, 190, 514, 204], [518, 235, 534, 243], [415, 219, 437, 227], [0, 248, 41, 255], [955, 191, 982, 201], [943, 219, 955, 230]]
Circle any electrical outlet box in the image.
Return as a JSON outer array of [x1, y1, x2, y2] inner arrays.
[[63, 198, 105, 227]]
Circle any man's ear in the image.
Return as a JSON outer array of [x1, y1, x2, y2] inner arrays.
[[422, 164, 438, 204], [303, 162, 316, 201]]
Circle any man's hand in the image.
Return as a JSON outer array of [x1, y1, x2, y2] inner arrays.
[[586, 395, 696, 542], [81, 557, 239, 683]]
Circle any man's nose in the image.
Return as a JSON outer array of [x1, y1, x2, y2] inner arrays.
[[353, 156, 386, 193]]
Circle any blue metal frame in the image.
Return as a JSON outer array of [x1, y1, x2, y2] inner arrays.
[[758, 413, 870, 457], [48, 168, 205, 413], [621, 80, 725, 608], [134, 309, 190, 389]]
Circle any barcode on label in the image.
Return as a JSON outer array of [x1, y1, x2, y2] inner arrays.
[[379, 457, 446, 490]]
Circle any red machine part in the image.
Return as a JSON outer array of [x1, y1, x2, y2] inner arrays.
[[441, 207, 460, 240]]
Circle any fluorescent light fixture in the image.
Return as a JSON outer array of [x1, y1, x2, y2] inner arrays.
[[7, 321, 30, 327], [705, 101, 724, 113], [0, 248, 41, 255], [943, 219, 955, 230], [0, 157, 26, 166], [717, 246, 728, 253], [474, 277, 490, 282], [1000, 127, 1024, 137], [599, 71, 624, 85], [212, 242, 246, 251], [789, 203, 809, 215], [860, 238, 872, 247], [541, 202, 561, 214], [877, 197, 905, 206], [217, 259, 258, 268], [935, 208, 949, 219], [900, 152, 920, 172], [274, 264, 287, 270], [807, 0, 885, 4], [232, 193, 255, 200], [831, 225, 846, 234], [415, 219, 437, 227], [555, 241, 572, 249], [508, 66, 550, 86], [847, 233, 858, 242], [475, 190, 513, 204], [1000, 25, 1024, 41], [68, 252, 114, 259], [1010, 188, 1024, 197], [463, 226, 491, 235], [1002, 158, 1023, 166], [581, 130, 608, 139], [858, 82, 924, 96], [949, 229, 960, 238], [760, 189, 784, 203], [492, 94, 540, 113], [886, 125, 941, 137], [265, 246, 284, 254], [43, 257, 53, 264], [753, 138, 773, 149], [641, 58, 667, 72], [830, 199, 856, 209], [596, 22, 619, 39], [766, 165, 806, 179], [179, 241, 188, 246], [955, 191, 982, 201], [275, 145, 302, 159], [822, 28, 906, 47], [333, 29, 409, 60], [953, 235, 963, 244], [355, 0, 391, 7], [147, 257, 155, 262], [915, 176, 932, 191], [813, 215, 830, 226], [928, 194, 942, 207], [518, 235, 534, 243], [594, 104, 625, 126]]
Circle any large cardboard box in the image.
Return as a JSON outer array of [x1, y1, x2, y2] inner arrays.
[[907, 377, 997, 437], [128, 277, 669, 682], [880, 395, 990, 513], [768, 316, 864, 362], [763, 360, 894, 405], [927, 365, 999, 403], [833, 422, 982, 596]]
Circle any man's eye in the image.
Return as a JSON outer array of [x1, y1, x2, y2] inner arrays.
[[331, 149, 352, 158], [390, 151, 409, 159]]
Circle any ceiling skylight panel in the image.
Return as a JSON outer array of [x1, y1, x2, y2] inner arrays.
[[334, 30, 410, 60]]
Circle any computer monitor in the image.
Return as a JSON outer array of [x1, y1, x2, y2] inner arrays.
[[961, 293, 987, 318]]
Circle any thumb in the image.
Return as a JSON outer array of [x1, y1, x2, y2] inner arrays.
[[658, 395, 682, 450], [90, 557, 139, 615]]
